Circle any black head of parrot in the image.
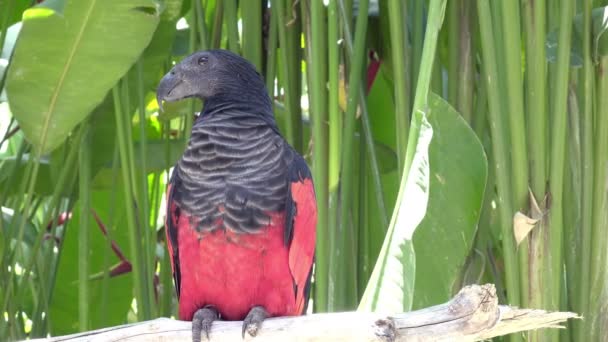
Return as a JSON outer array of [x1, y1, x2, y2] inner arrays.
[[156, 49, 270, 114]]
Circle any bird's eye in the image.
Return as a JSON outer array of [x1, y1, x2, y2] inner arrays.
[[198, 56, 208, 65]]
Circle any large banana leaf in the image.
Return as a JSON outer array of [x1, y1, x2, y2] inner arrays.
[[6, 0, 160, 154], [412, 93, 487, 309], [358, 105, 432, 313]]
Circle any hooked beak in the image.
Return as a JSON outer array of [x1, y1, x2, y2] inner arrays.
[[156, 70, 188, 112]]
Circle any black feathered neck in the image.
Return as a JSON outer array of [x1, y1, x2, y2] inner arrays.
[[198, 50, 276, 128]]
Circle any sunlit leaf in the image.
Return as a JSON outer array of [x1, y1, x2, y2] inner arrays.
[[6, 0, 160, 153]]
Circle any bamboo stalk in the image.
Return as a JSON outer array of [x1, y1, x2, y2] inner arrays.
[[327, 0, 341, 312], [78, 119, 91, 331], [411, 0, 424, 94], [456, 0, 474, 121], [387, 0, 410, 173], [476, 0, 521, 312], [112, 86, 148, 320], [576, 2, 595, 341], [271, 0, 299, 150], [241, 0, 263, 71], [223, 0, 240, 53], [306, 0, 330, 311], [337, 0, 368, 312], [446, 0, 459, 105], [588, 55, 608, 342], [547, 0, 574, 318]]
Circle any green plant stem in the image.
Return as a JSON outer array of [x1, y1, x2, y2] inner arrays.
[[210, 0, 224, 48], [521, 2, 547, 335], [78, 119, 91, 332], [339, 2, 388, 234], [476, 0, 521, 311], [264, 10, 278, 94], [241, 0, 262, 71], [223, 0, 239, 53], [136, 60, 155, 316], [194, 0, 209, 50], [499, 0, 530, 315], [339, 2, 388, 308], [271, 0, 299, 150], [8, 128, 82, 335], [456, 0, 474, 121], [410, 1, 445, 124], [547, 0, 573, 317], [589, 55, 608, 342], [112, 85, 148, 320], [577, 2, 594, 340], [446, 0, 459, 105], [336, 0, 368, 311], [387, 0, 410, 175], [411, 0, 424, 92], [327, 0, 340, 312], [307, 0, 329, 312]]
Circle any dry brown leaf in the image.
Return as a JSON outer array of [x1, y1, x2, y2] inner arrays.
[[513, 211, 539, 246]]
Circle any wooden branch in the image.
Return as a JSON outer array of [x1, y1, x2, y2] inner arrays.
[[31, 284, 579, 342]]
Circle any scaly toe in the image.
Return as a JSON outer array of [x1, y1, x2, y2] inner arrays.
[[242, 306, 268, 338]]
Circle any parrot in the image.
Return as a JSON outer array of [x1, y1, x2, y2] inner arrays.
[[157, 49, 317, 341]]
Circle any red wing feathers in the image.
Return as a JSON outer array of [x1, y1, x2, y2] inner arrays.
[[287, 177, 317, 314]]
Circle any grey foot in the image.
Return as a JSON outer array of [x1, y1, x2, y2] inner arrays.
[[192, 306, 218, 342], [242, 306, 268, 338]]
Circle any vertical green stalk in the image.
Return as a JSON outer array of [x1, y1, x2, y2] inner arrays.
[[499, 0, 530, 314], [241, 0, 262, 71], [210, 0, 224, 48], [223, 0, 240, 53], [411, 0, 424, 91], [265, 10, 278, 93], [337, 0, 369, 310], [78, 120, 91, 331], [271, 0, 300, 151], [387, 0, 410, 174], [136, 60, 155, 316], [476, 0, 521, 312], [547, 0, 573, 316], [185, 11, 197, 143], [327, 0, 341, 312], [456, 0, 474, 121], [112, 85, 148, 320], [339, 2, 388, 308], [446, 0, 459, 105], [522, 1, 547, 333], [589, 55, 608, 341], [306, 0, 329, 312], [577, 2, 594, 340], [336, 0, 368, 310], [194, 0, 209, 50]]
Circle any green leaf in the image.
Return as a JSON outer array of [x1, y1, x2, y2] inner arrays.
[[0, 22, 22, 90], [547, 6, 608, 66], [50, 190, 134, 334], [358, 105, 432, 313], [129, 0, 184, 93], [6, 0, 160, 154], [412, 93, 487, 309]]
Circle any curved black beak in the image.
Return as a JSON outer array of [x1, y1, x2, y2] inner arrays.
[[156, 70, 188, 112]]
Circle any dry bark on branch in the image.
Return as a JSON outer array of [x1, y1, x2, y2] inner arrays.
[[31, 284, 579, 342]]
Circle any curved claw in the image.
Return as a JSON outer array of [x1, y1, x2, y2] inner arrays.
[[192, 306, 218, 342], [242, 306, 268, 339]]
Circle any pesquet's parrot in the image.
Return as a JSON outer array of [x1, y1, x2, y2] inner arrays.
[[157, 49, 317, 341]]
